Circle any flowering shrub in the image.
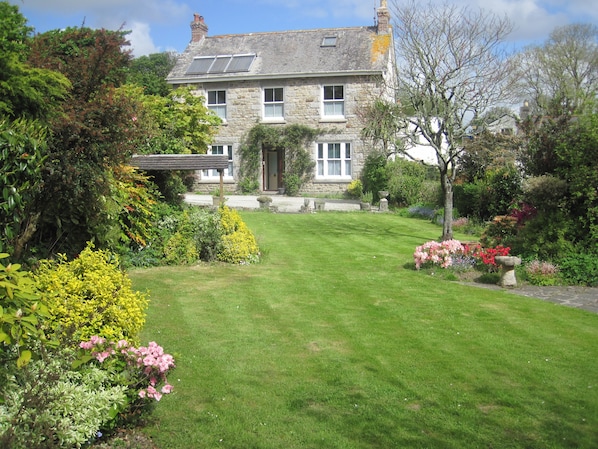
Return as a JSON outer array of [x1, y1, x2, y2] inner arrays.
[[413, 240, 464, 269], [77, 336, 175, 405], [414, 240, 510, 272], [525, 260, 560, 286]]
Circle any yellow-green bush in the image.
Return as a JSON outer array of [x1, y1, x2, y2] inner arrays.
[[217, 206, 260, 264], [35, 244, 148, 345]]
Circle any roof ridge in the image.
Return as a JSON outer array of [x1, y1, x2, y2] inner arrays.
[[209, 26, 375, 39]]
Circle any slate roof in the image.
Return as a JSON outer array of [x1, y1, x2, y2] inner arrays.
[[167, 26, 392, 84]]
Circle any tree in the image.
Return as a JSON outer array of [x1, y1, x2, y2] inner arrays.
[[127, 52, 177, 97], [0, 1, 69, 120], [511, 23, 598, 116], [358, 99, 404, 157], [390, 0, 514, 240], [27, 27, 149, 256]]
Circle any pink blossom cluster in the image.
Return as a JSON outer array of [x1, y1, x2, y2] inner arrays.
[[79, 336, 115, 362], [79, 337, 175, 401], [127, 341, 176, 401], [413, 239, 465, 269], [526, 260, 559, 276]]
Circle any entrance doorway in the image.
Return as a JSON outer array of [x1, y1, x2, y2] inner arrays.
[[263, 149, 283, 191]]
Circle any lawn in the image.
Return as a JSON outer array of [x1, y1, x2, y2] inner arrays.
[[131, 212, 598, 449]]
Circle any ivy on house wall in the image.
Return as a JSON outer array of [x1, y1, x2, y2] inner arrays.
[[238, 124, 322, 195]]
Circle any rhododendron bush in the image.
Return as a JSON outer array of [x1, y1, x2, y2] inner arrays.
[[77, 336, 175, 404], [414, 240, 510, 270]]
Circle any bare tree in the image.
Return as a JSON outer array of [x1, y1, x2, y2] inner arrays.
[[390, 0, 514, 240], [511, 23, 598, 115]]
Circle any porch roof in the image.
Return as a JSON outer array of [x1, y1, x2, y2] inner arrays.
[[129, 154, 229, 171]]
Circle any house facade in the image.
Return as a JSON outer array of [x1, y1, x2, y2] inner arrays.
[[166, 1, 396, 194]]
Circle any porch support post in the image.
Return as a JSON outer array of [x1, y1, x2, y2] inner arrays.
[[218, 169, 224, 202]]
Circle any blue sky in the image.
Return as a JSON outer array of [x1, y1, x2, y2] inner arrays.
[[8, 0, 598, 57]]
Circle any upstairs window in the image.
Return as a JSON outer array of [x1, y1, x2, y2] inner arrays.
[[323, 85, 344, 117], [316, 142, 352, 178], [207, 90, 226, 120], [264, 87, 284, 119]]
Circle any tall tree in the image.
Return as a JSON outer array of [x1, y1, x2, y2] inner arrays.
[[0, 1, 69, 120], [127, 52, 177, 97], [27, 27, 147, 255], [390, 0, 513, 240], [511, 23, 598, 115]]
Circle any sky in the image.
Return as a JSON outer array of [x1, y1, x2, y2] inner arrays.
[[8, 0, 598, 57]]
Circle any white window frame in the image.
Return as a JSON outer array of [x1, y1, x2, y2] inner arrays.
[[263, 87, 284, 120], [322, 85, 345, 118], [202, 145, 233, 179], [316, 142, 352, 179], [207, 90, 227, 121]]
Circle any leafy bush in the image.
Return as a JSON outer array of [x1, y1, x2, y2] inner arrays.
[[558, 253, 598, 287], [385, 158, 427, 206], [35, 245, 148, 345], [524, 260, 560, 286], [0, 348, 126, 449], [164, 231, 199, 265], [217, 206, 260, 264], [0, 253, 52, 367], [346, 179, 363, 199], [283, 173, 300, 197], [480, 215, 518, 248], [361, 153, 388, 203]]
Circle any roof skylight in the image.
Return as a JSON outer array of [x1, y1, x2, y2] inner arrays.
[[321, 36, 337, 47]]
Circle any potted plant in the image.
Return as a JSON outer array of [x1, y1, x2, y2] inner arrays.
[[257, 195, 273, 209], [360, 191, 373, 210]]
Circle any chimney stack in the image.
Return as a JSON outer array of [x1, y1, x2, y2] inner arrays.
[[191, 13, 208, 43], [377, 0, 390, 35]]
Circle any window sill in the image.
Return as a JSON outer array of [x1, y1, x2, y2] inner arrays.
[[260, 118, 286, 124], [199, 179, 235, 183], [319, 117, 347, 124], [314, 177, 352, 182]]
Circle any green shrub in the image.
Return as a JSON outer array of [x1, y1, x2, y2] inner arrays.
[[346, 179, 363, 199], [283, 173, 301, 197], [385, 158, 427, 206], [164, 231, 199, 265], [0, 348, 126, 449], [0, 253, 52, 367], [558, 253, 598, 287], [217, 206, 260, 264], [361, 153, 388, 203], [524, 260, 561, 286], [35, 245, 148, 345]]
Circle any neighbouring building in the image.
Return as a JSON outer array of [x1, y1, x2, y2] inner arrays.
[[166, 1, 396, 194]]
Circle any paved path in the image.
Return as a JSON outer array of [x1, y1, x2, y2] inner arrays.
[[184, 193, 361, 212], [185, 194, 598, 314], [467, 283, 598, 314]]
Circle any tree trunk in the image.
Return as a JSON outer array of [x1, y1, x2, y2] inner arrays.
[[440, 171, 454, 241]]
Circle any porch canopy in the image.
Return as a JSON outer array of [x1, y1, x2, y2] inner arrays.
[[129, 154, 229, 200]]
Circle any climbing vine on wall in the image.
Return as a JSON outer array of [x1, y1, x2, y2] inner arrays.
[[238, 124, 322, 195]]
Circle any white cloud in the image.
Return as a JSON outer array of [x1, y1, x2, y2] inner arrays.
[[127, 21, 159, 57]]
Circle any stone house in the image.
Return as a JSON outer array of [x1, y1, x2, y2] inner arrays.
[[166, 1, 396, 194]]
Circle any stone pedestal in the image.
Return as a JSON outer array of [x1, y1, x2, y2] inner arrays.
[[314, 199, 325, 211], [379, 198, 388, 212], [495, 256, 522, 288]]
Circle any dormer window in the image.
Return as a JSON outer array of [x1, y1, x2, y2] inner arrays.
[[321, 36, 337, 47]]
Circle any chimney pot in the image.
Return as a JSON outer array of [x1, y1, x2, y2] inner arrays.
[[190, 13, 208, 43]]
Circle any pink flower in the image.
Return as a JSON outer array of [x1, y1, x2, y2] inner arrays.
[[161, 384, 173, 394]]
